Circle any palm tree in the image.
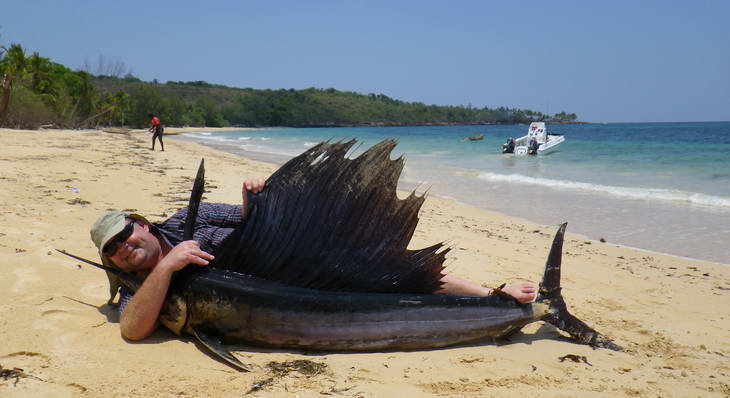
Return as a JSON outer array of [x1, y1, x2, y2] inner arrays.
[[110, 90, 130, 125], [28, 52, 52, 92], [0, 44, 27, 122], [78, 89, 130, 128], [65, 70, 99, 127]]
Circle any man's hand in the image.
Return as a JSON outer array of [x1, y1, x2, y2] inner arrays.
[[241, 177, 266, 219], [158, 240, 214, 273]]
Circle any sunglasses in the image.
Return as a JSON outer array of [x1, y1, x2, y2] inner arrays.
[[102, 220, 135, 258]]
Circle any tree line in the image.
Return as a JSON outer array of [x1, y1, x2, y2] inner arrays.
[[0, 42, 578, 129]]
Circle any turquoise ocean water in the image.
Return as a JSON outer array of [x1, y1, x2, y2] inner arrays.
[[174, 122, 730, 265]]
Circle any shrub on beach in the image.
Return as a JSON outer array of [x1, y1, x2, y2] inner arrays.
[[3, 85, 57, 129]]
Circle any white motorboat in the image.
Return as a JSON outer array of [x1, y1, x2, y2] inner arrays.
[[502, 122, 565, 155]]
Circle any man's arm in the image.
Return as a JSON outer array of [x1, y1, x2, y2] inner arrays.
[[119, 263, 173, 340], [119, 241, 214, 341]]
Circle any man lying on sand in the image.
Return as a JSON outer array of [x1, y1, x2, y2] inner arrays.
[[90, 178, 536, 341]]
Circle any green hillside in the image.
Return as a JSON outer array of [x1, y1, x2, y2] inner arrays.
[[1, 42, 578, 129]]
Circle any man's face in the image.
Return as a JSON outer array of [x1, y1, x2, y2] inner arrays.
[[107, 221, 162, 273]]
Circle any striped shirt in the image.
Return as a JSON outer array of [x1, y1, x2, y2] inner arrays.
[[118, 203, 242, 313]]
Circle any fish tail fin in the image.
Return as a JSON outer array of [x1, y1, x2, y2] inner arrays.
[[536, 223, 623, 351]]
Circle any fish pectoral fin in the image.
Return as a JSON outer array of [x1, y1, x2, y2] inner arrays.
[[192, 326, 250, 372]]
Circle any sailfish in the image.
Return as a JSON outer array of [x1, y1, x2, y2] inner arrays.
[[60, 139, 621, 371]]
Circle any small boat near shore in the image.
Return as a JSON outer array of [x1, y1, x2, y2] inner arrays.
[[502, 122, 565, 155], [463, 133, 485, 141]]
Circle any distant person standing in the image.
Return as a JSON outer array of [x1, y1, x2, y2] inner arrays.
[[148, 113, 164, 151]]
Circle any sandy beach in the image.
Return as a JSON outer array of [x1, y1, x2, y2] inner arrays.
[[1, 127, 728, 397]]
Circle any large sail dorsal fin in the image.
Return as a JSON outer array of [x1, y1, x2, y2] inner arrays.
[[184, 159, 206, 241], [212, 140, 447, 293]]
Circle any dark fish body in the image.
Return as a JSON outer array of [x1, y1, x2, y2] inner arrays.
[[162, 268, 547, 351], [148, 222, 617, 371], [64, 222, 617, 371]]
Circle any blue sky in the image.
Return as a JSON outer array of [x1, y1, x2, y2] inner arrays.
[[3, 1, 729, 122]]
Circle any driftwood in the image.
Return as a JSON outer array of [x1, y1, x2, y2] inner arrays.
[[75, 107, 113, 129], [101, 127, 132, 135]]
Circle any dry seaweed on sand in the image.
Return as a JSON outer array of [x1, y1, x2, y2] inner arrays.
[[558, 354, 592, 366], [245, 360, 328, 394], [244, 377, 275, 395], [266, 359, 328, 377], [0, 363, 43, 386], [67, 198, 91, 205]]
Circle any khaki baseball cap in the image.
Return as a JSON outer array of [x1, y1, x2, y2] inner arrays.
[[90, 211, 150, 262]]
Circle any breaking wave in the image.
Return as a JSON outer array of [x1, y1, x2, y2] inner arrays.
[[477, 172, 730, 209]]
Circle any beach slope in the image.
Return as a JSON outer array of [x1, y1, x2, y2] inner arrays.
[[1, 128, 728, 397]]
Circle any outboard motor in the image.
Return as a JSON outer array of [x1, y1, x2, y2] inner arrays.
[[502, 138, 515, 154], [528, 138, 540, 155]]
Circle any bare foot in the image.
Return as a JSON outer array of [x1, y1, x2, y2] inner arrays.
[[501, 283, 537, 303]]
